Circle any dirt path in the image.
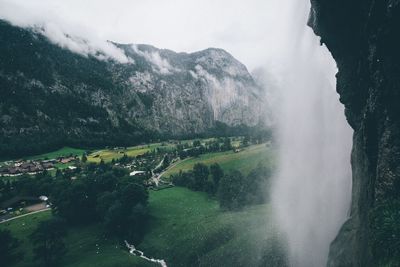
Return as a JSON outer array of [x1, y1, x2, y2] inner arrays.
[[25, 202, 47, 212], [152, 157, 192, 186], [158, 157, 191, 180]]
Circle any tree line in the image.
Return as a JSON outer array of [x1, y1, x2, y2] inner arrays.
[[0, 163, 149, 266], [171, 162, 272, 210]]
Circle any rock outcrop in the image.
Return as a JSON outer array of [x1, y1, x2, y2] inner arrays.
[[309, 0, 400, 266]]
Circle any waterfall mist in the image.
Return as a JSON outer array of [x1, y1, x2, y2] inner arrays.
[[269, 1, 353, 266]]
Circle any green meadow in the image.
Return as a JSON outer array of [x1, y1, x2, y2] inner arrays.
[[87, 142, 177, 163], [25, 147, 86, 161], [87, 147, 151, 163], [163, 143, 275, 179], [0, 211, 155, 267], [140, 187, 285, 267], [1, 187, 284, 267]]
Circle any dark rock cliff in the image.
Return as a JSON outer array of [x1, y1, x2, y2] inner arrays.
[[309, 0, 400, 266]]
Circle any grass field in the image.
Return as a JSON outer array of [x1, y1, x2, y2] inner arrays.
[[163, 143, 275, 179], [25, 147, 86, 161], [86, 143, 176, 163], [0, 185, 284, 267], [0, 211, 156, 267], [1, 137, 243, 166], [0, 210, 52, 265], [140, 187, 285, 267], [54, 162, 74, 170], [86, 137, 244, 164]]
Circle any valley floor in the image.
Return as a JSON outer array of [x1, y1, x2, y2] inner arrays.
[[140, 187, 285, 267], [1, 139, 284, 267], [0, 187, 286, 267]]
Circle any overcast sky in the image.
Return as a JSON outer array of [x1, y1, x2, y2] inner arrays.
[[0, 0, 302, 70]]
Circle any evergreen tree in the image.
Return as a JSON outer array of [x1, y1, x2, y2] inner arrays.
[[218, 170, 246, 210], [210, 163, 224, 189], [162, 154, 170, 169], [222, 138, 232, 151], [193, 163, 209, 191], [193, 140, 201, 147]]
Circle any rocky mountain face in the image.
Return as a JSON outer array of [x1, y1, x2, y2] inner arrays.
[[309, 1, 400, 266], [0, 20, 264, 157]]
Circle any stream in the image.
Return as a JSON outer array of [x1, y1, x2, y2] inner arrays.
[[125, 241, 167, 267]]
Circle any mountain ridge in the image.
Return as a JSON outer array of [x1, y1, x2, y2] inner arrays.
[[0, 19, 266, 157]]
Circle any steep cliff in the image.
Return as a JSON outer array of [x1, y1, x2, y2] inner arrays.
[[309, 0, 400, 266], [0, 20, 265, 157]]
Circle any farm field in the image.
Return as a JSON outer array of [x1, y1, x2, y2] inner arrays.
[[0, 139, 280, 267], [26, 147, 86, 161], [0, 210, 155, 267], [1, 137, 244, 166], [85, 137, 241, 164], [0, 210, 52, 266], [139, 187, 285, 267], [87, 145, 154, 163], [0, 187, 283, 267], [163, 143, 275, 178]]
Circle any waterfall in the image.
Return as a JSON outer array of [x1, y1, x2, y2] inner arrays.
[[270, 1, 353, 266], [125, 241, 167, 267]]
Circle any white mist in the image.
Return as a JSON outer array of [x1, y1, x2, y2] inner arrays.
[[269, 0, 353, 266]]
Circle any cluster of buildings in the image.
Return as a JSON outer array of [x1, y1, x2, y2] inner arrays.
[[0, 156, 77, 177], [116, 157, 151, 170], [0, 161, 54, 176]]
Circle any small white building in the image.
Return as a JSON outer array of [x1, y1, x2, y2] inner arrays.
[[39, 196, 48, 201], [129, 171, 146, 177]]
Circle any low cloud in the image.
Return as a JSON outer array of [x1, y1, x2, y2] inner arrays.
[[34, 23, 133, 63], [0, 1, 133, 64], [0, 0, 286, 71], [132, 45, 179, 74]]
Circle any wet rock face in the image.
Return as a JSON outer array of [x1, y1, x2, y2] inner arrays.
[[309, 0, 400, 266]]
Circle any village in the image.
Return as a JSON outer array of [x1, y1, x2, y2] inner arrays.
[[0, 146, 175, 220], [0, 156, 78, 177], [0, 137, 245, 223]]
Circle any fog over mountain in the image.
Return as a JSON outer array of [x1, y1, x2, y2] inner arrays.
[[0, 0, 294, 71]]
